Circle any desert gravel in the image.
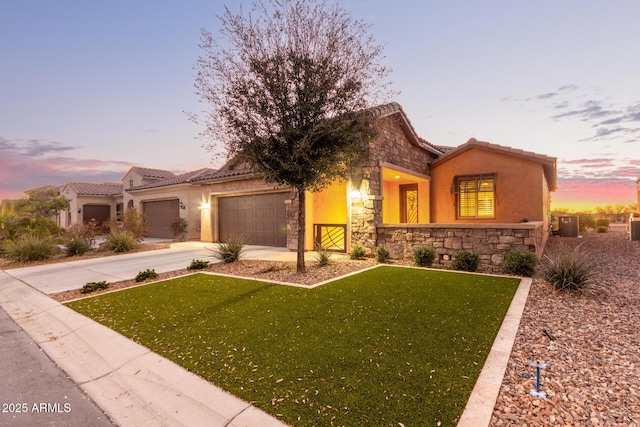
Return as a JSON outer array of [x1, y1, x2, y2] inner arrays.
[[492, 229, 640, 426]]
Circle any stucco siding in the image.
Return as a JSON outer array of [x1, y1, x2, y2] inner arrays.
[[430, 148, 548, 223]]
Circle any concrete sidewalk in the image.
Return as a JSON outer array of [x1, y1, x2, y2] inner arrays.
[[0, 270, 288, 427]]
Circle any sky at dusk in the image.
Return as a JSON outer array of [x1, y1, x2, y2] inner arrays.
[[1, 0, 639, 211]]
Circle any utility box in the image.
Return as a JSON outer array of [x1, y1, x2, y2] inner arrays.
[[631, 220, 640, 241], [558, 215, 579, 237]]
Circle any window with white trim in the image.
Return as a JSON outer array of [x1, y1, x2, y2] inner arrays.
[[452, 174, 496, 218]]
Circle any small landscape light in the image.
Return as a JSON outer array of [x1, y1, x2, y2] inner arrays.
[[529, 361, 547, 398]]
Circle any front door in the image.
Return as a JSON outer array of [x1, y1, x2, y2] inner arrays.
[[400, 184, 418, 223]]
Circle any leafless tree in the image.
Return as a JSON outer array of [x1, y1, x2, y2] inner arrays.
[[191, 0, 393, 272]]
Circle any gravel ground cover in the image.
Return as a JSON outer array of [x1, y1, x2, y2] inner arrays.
[[492, 229, 640, 426]]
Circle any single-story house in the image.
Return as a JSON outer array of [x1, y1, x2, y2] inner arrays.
[[190, 102, 557, 266], [59, 182, 123, 228], [124, 167, 214, 239]]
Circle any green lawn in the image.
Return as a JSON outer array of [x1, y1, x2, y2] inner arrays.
[[66, 266, 519, 426]]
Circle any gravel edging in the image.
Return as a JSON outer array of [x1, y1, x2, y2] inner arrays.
[[491, 230, 640, 426]]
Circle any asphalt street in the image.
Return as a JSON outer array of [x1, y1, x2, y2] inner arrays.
[[0, 306, 114, 427]]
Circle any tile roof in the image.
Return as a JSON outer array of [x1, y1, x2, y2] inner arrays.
[[25, 185, 60, 194], [62, 182, 123, 196], [367, 102, 444, 156], [189, 166, 256, 184], [128, 168, 216, 190], [432, 138, 558, 190], [125, 166, 176, 180]]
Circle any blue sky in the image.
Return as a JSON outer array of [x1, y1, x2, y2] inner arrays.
[[2, 0, 639, 210]]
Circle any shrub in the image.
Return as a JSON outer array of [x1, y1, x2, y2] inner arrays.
[[209, 236, 246, 263], [313, 244, 333, 266], [80, 281, 110, 294], [375, 245, 390, 263], [577, 212, 594, 232], [412, 245, 436, 267], [105, 209, 148, 241], [350, 243, 367, 260], [595, 218, 610, 234], [12, 216, 62, 237], [62, 234, 93, 256], [105, 230, 137, 253], [170, 217, 189, 240], [187, 259, 210, 270], [135, 268, 158, 282], [502, 249, 537, 277], [61, 222, 98, 256], [3, 234, 57, 262], [540, 245, 597, 290], [452, 250, 479, 272]]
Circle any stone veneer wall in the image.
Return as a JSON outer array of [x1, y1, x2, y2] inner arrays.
[[350, 115, 438, 250], [376, 222, 546, 267]]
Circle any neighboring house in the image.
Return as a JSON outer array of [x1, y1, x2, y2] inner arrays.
[[191, 102, 557, 266], [59, 182, 123, 228], [126, 168, 214, 239]]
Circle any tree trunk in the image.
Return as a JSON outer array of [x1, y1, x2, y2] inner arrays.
[[296, 187, 306, 273]]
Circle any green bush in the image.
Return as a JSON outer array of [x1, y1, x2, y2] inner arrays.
[[62, 234, 93, 256], [452, 250, 479, 272], [350, 243, 367, 260], [209, 236, 246, 263], [313, 244, 333, 266], [105, 208, 148, 241], [502, 250, 537, 277], [375, 245, 390, 263], [105, 230, 137, 253], [187, 259, 210, 270], [595, 218, 610, 230], [4, 234, 57, 262], [80, 281, 110, 294], [12, 216, 62, 237], [135, 269, 158, 282], [577, 213, 594, 232], [412, 245, 436, 267], [596, 226, 608, 233], [540, 245, 597, 290]]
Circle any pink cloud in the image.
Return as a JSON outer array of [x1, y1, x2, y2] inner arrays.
[[0, 139, 136, 199], [563, 158, 614, 167]]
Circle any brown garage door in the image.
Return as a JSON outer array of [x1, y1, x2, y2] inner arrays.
[[83, 204, 110, 226], [143, 199, 180, 239], [218, 193, 287, 247]]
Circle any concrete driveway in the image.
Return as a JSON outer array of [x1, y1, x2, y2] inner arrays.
[[5, 242, 293, 294]]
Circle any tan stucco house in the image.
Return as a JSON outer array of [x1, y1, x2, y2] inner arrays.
[[59, 182, 123, 228], [125, 167, 213, 239]]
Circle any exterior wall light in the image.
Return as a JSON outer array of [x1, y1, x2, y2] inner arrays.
[[200, 202, 210, 210], [350, 189, 361, 201]]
